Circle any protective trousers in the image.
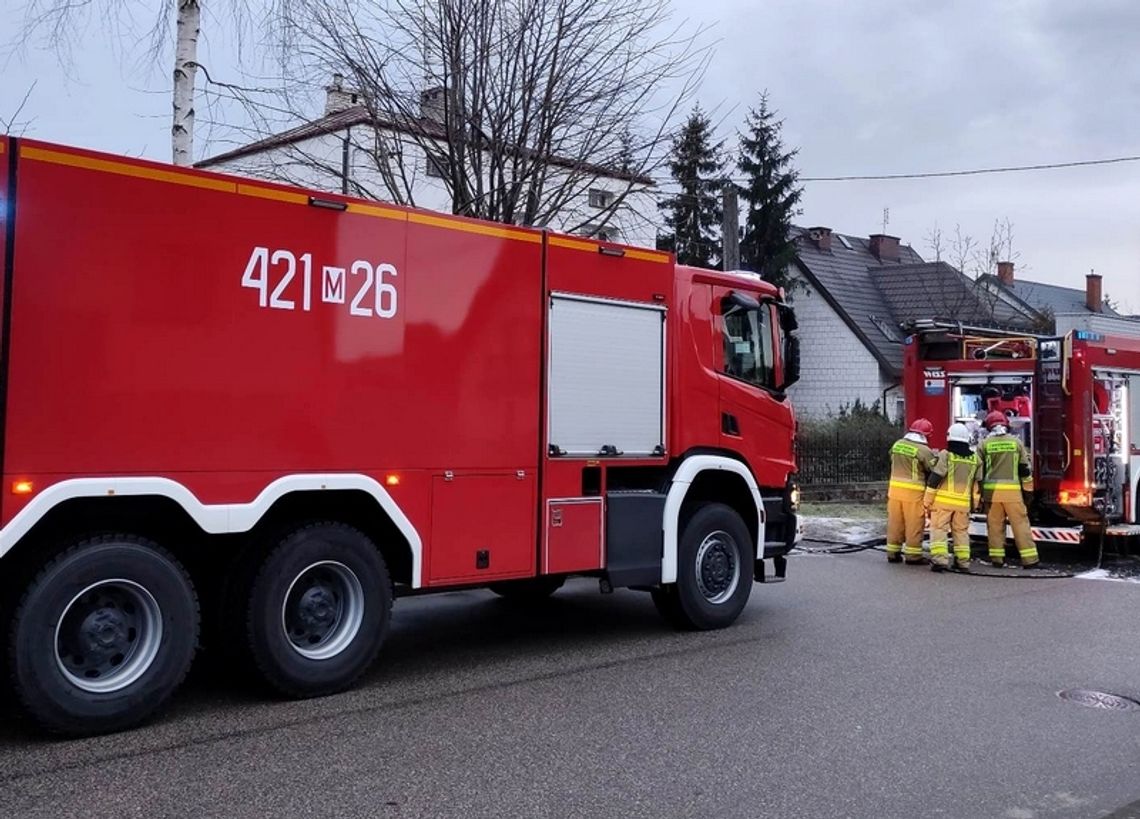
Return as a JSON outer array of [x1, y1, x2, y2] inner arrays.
[[929, 508, 971, 568], [986, 499, 1039, 565], [886, 498, 926, 561]]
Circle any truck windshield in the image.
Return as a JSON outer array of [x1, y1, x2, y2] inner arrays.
[[723, 305, 776, 389]]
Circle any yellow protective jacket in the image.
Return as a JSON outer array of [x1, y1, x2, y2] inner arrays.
[[980, 432, 1034, 502], [888, 437, 939, 501], [924, 450, 980, 511]]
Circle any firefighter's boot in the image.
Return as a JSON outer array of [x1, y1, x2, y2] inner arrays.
[[952, 542, 971, 572], [929, 540, 950, 572]]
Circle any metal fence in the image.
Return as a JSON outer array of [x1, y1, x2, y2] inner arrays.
[[797, 426, 901, 485]]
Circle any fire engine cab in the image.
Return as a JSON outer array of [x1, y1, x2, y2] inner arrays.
[[904, 321, 1140, 545], [0, 138, 800, 735]]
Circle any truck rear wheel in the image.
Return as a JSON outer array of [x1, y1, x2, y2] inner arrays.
[[243, 522, 391, 698], [652, 503, 753, 631], [7, 535, 199, 735]]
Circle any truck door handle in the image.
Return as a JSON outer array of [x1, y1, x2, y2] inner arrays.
[[722, 412, 740, 436]]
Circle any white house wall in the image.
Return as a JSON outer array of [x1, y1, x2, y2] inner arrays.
[[210, 129, 659, 249], [1053, 312, 1140, 340], [786, 269, 900, 420]]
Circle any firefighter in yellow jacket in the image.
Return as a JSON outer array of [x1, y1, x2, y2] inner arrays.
[[923, 423, 980, 572], [887, 418, 939, 564], [979, 410, 1040, 568]]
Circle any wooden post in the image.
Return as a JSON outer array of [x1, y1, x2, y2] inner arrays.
[[722, 181, 740, 270]]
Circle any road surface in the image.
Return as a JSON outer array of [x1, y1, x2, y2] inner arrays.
[[1, 549, 1139, 818]]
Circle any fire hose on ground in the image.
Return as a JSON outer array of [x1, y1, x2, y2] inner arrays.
[[795, 538, 1076, 578]]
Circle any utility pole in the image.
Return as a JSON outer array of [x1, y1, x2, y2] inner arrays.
[[722, 181, 740, 271]]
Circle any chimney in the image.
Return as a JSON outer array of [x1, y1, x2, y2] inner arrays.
[[420, 87, 446, 123], [869, 234, 900, 262], [996, 261, 1014, 285], [807, 226, 832, 252], [1086, 271, 1103, 312], [325, 74, 361, 115]]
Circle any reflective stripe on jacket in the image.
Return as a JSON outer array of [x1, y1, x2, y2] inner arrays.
[[925, 451, 980, 510], [980, 433, 1034, 501], [888, 438, 938, 500]]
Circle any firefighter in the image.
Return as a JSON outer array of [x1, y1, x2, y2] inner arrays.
[[924, 423, 980, 572], [979, 410, 1040, 568], [886, 418, 939, 564]]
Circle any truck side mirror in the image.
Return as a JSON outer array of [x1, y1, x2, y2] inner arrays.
[[780, 333, 801, 390], [777, 303, 800, 390]]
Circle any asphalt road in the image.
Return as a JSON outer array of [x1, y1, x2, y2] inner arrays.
[[2, 550, 1139, 819]]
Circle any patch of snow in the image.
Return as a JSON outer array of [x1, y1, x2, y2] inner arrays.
[[1075, 568, 1140, 584]]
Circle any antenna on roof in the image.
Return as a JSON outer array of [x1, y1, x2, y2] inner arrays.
[[881, 207, 890, 234]]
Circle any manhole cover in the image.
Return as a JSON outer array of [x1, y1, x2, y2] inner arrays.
[[1058, 689, 1140, 711]]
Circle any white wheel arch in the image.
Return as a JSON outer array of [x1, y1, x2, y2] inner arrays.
[[662, 455, 766, 584], [0, 474, 425, 587]]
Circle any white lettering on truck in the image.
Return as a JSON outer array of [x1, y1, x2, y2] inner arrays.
[[242, 246, 398, 318]]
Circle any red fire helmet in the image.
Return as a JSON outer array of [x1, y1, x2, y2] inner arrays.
[[984, 410, 1008, 429], [908, 418, 934, 436]]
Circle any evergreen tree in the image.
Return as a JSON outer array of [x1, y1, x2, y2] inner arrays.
[[657, 107, 724, 268], [737, 93, 803, 290]]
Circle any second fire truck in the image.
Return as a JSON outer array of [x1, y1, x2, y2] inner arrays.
[[904, 321, 1140, 547]]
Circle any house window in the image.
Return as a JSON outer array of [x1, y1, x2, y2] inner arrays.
[[588, 188, 614, 209], [425, 155, 446, 179]]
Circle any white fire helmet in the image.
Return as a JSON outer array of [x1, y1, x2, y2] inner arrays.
[[947, 423, 972, 444]]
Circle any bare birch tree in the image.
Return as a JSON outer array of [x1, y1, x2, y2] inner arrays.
[[11, 0, 274, 165], [254, 0, 708, 232]]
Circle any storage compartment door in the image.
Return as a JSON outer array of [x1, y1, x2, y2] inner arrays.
[[543, 498, 604, 574], [548, 295, 665, 457], [429, 473, 536, 585]]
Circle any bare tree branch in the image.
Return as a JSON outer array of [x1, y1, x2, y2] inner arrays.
[[215, 0, 708, 238], [0, 80, 38, 135]]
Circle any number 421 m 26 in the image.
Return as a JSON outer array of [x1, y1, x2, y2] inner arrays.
[[241, 246, 398, 318]]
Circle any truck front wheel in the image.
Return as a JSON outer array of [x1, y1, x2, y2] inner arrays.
[[652, 503, 753, 630], [7, 535, 199, 735], [243, 522, 392, 698]]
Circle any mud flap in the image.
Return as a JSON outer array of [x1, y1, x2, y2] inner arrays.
[[755, 554, 788, 583]]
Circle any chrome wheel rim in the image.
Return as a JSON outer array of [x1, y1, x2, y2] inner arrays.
[[281, 561, 364, 660], [55, 579, 164, 693], [694, 530, 741, 604]]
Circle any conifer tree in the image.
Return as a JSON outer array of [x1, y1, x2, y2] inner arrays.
[[737, 93, 803, 289], [657, 107, 724, 268]]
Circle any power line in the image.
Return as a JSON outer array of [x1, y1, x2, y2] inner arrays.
[[800, 154, 1140, 182], [652, 153, 1140, 188]]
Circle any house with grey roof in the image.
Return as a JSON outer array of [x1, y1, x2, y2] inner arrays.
[[980, 264, 1140, 340], [197, 79, 659, 247], [784, 227, 1040, 421]]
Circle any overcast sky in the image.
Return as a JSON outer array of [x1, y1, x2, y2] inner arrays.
[[3, 0, 1138, 311]]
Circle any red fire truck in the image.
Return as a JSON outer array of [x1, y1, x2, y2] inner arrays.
[[904, 321, 1140, 546], [0, 138, 800, 734]]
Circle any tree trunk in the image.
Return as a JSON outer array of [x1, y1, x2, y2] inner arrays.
[[172, 0, 201, 166]]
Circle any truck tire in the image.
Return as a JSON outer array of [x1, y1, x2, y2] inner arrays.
[[652, 503, 753, 631], [7, 535, 199, 736], [243, 522, 392, 698], [489, 576, 565, 602]]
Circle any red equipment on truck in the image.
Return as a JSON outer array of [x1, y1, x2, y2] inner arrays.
[[0, 138, 801, 734], [904, 321, 1140, 546]]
